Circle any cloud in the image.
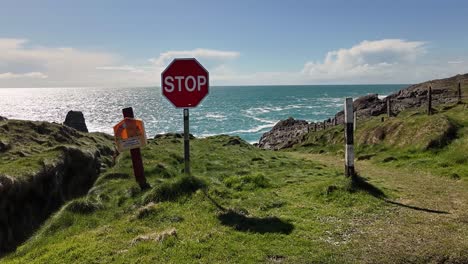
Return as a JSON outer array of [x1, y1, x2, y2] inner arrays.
[[0, 72, 47, 79], [301, 39, 426, 81], [0, 38, 122, 87], [95, 48, 241, 86], [1, 37, 467, 87], [149, 48, 240, 67]]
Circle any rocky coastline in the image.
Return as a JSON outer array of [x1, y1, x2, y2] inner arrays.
[[258, 73, 468, 150]]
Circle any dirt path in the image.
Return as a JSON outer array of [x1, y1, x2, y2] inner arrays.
[[290, 152, 468, 263]]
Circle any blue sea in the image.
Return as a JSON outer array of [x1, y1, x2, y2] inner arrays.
[[0, 85, 406, 143]]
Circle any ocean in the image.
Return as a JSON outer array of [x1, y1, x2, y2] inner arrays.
[[0, 85, 406, 143]]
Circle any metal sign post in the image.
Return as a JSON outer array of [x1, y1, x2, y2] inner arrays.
[[183, 108, 190, 176], [161, 58, 209, 177]]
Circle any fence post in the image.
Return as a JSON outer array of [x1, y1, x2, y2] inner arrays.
[[353, 112, 357, 131], [428, 85, 433, 115], [344, 98, 355, 177], [458, 82, 462, 104], [387, 97, 392, 117], [314, 123, 317, 132]]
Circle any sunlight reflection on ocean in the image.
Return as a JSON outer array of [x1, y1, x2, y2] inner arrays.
[[0, 85, 405, 143]]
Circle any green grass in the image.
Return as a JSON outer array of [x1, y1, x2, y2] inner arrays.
[[0, 119, 114, 178], [2, 99, 467, 263], [294, 102, 468, 180], [3, 135, 388, 263]]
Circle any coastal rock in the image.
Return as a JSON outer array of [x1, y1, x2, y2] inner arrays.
[[0, 116, 7, 121], [258, 117, 309, 150], [64, 111, 88, 132], [154, 133, 195, 140], [258, 73, 468, 150], [334, 94, 386, 125]]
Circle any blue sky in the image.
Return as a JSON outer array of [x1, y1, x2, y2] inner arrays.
[[1, 0, 468, 87]]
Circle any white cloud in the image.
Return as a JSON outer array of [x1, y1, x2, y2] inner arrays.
[[0, 72, 47, 79], [95, 48, 241, 86], [149, 48, 240, 67], [0, 38, 126, 87], [301, 39, 426, 81], [1, 38, 467, 87]]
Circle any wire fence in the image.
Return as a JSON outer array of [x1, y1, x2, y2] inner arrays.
[[309, 87, 467, 132]]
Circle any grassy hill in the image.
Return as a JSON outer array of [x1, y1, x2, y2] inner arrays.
[[295, 102, 468, 180], [1, 98, 468, 263], [3, 134, 392, 263], [0, 119, 115, 254]]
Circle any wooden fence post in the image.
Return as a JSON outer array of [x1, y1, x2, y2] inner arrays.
[[458, 82, 462, 104], [344, 98, 355, 177], [428, 85, 433, 115], [314, 123, 317, 132]]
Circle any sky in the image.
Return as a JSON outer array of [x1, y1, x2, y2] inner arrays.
[[1, 0, 468, 87]]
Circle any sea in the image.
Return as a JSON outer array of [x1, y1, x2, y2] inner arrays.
[[0, 85, 406, 143]]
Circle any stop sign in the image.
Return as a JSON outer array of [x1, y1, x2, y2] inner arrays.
[[161, 58, 209, 108]]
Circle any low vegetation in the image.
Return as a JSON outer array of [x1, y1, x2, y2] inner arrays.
[[295, 102, 468, 180], [3, 134, 391, 263], [2, 99, 467, 263]]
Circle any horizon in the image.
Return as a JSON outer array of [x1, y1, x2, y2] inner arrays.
[[1, 0, 468, 88], [0, 83, 412, 89]]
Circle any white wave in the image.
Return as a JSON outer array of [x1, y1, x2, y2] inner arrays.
[[198, 133, 218, 138], [227, 123, 275, 134], [205, 113, 226, 119], [244, 104, 314, 116], [317, 97, 343, 103], [378, 95, 388, 100]]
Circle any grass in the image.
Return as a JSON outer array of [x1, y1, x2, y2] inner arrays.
[[294, 102, 468, 180], [3, 134, 389, 263], [0, 119, 114, 178], [2, 98, 467, 263]]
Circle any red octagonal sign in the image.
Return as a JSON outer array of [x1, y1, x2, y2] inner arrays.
[[161, 58, 209, 108]]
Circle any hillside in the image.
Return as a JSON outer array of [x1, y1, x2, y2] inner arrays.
[[1, 74, 467, 263], [294, 99, 468, 180], [259, 73, 468, 150], [0, 119, 115, 253], [2, 100, 468, 263]]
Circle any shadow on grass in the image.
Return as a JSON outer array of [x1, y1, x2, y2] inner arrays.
[[348, 175, 387, 199], [202, 190, 294, 234], [218, 210, 294, 234], [350, 174, 450, 215], [384, 200, 450, 214]]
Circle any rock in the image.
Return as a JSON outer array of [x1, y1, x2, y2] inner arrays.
[[258, 73, 468, 151], [63, 111, 88, 132], [258, 117, 309, 150], [223, 136, 250, 147], [131, 228, 177, 245], [0, 116, 7, 121], [0, 140, 11, 153], [154, 133, 194, 139], [354, 94, 381, 110]]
